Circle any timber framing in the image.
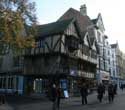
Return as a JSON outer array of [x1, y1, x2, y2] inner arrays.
[[24, 18, 98, 79]]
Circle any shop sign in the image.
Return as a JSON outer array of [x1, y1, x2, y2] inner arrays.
[[64, 90, 69, 98], [70, 67, 77, 76], [102, 72, 109, 80]]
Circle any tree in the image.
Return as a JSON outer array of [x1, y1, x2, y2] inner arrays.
[[0, 0, 37, 55]]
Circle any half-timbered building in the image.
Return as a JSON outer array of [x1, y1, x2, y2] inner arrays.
[[24, 16, 97, 95]]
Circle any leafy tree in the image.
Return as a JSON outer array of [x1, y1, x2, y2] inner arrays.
[[0, 0, 37, 55]]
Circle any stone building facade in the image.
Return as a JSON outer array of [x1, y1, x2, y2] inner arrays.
[[92, 14, 110, 84]]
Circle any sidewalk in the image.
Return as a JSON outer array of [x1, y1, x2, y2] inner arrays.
[[0, 104, 13, 110], [0, 90, 125, 110], [0, 91, 101, 110]]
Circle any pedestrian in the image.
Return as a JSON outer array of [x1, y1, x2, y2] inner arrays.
[[80, 83, 88, 105], [0, 91, 6, 105], [114, 83, 117, 95], [120, 84, 124, 91], [108, 83, 115, 103], [102, 83, 106, 95], [50, 84, 57, 110], [97, 83, 104, 102], [0, 91, 2, 105], [56, 86, 61, 110]]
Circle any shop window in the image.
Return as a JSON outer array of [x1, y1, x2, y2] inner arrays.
[[8, 77, 13, 89], [0, 78, 2, 88], [3, 77, 6, 89], [0, 57, 3, 69], [34, 79, 49, 94]]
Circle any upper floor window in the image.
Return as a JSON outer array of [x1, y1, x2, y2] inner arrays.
[[82, 45, 90, 56], [109, 68, 111, 75], [36, 39, 45, 48], [108, 60, 110, 65], [91, 50, 97, 59], [13, 56, 23, 67], [40, 40, 45, 47], [65, 35, 79, 51], [112, 54, 114, 58], [113, 70, 115, 76], [97, 32, 101, 42], [98, 46, 103, 56], [107, 42, 108, 45], [108, 51, 110, 55], [0, 57, 3, 69], [100, 60, 104, 70]]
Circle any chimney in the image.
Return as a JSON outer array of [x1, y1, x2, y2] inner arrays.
[[80, 4, 87, 16]]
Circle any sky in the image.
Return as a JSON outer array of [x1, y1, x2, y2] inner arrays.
[[33, 0, 125, 53]]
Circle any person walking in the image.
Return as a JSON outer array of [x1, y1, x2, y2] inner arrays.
[[97, 83, 104, 102], [56, 86, 61, 110], [108, 83, 115, 103], [114, 83, 117, 95], [80, 83, 88, 105], [120, 83, 124, 91], [50, 84, 58, 110], [102, 84, 106, 95], [0, 91, 6, 105]]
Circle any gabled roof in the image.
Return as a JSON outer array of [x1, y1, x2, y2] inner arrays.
[[87, 28, 95, 46], [90, 37, 95, 46], [58, 7, 96, 47], [92, 13, 105, 31], [110, 43, 117, 48], [95, 41, 99, 54], [81, 31, 87, 39], [58, 8, 93, 33], [83, 32, 91, 47], [92, 18, 98, 24], [82, 31, 95, 49], [36, 18, 74, 38]]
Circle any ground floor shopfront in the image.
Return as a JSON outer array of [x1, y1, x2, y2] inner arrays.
[[110, 76, 125, 89], [0, 73, 96, 97], [0, 69, 96, 96], [23, 74, 96, 97], [0, 75, 24, 95]]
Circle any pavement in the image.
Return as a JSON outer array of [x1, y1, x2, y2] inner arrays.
[[0, 89, 125, 110], [0, 104, 13, 110]]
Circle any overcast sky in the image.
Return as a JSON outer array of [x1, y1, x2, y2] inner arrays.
[[33, 0, 125, 53]]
